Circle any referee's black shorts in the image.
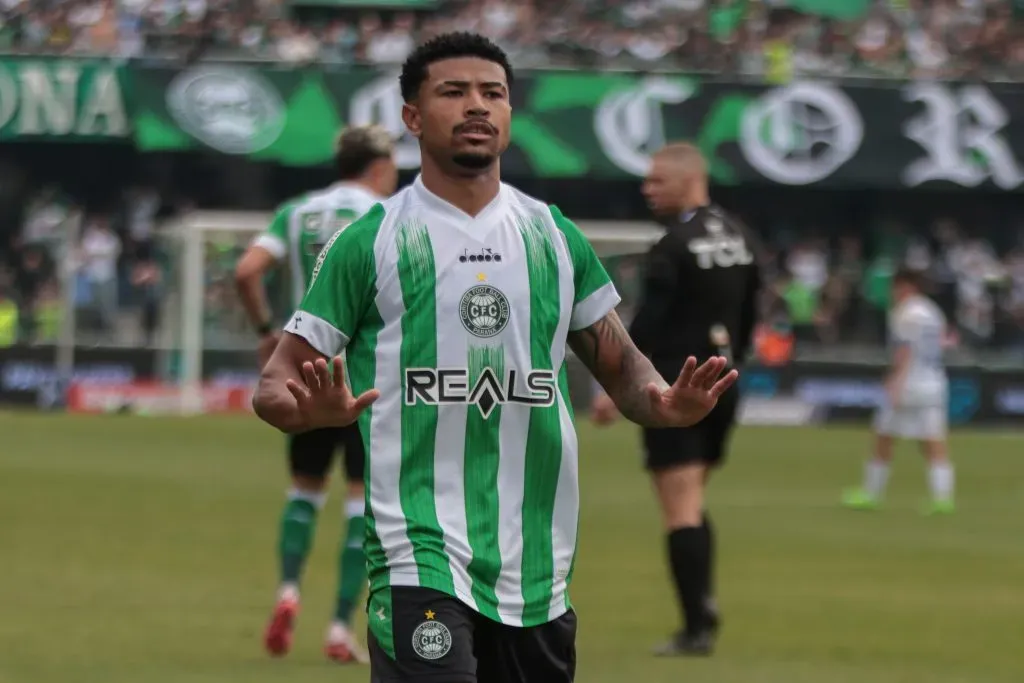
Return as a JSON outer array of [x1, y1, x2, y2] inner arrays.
[[642, 360, 741, 472], [287, 424, 365, 483]]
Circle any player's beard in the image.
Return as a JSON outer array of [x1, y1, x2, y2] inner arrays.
[[451, 151, 496, 170]]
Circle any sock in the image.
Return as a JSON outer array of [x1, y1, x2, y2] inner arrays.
[[667, 526, 708, 635], [334, 498, 367, 626], [863, 459, 890, 499], [278, 489, 325, 588], [700, 513, 718, 619], [928, 462, 955, 502]]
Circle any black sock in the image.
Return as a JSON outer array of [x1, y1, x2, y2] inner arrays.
[[667, 527, 705, 635], [700, 513, 717, 621]]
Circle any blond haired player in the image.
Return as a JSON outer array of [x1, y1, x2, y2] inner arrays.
[[235, 125, 398, 662]]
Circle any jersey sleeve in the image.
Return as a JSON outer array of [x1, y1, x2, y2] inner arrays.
[[549, 205, 622, 330], [252, 203, 292, 260], [285, 204, 384, 357]]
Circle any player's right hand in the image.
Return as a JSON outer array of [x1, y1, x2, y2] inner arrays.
[[285, 356, 380, 430]]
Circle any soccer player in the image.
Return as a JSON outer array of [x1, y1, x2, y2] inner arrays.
[[251, 32, 738, 683], [592, 143, 762, 656], [843, 266, 955, 515], [234, 125, 398, 663]]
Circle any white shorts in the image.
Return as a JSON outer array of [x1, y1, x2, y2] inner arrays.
[[873, 404, 947, 440]]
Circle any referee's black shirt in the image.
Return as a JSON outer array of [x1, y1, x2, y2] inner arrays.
[[629, 204, 762, 372]]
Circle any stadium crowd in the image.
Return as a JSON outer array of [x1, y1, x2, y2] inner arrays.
[[0, 0, 1022, 78], [1, 0, 1024, 354]]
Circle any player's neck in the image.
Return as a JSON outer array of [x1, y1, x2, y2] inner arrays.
[[420, 162, 501, 218]]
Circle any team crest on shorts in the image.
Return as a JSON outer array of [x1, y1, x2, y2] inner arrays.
[[459, 285, 510, 338], [412, 614, 452, 660]]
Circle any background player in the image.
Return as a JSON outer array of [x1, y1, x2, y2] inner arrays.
[[251, 32, 737, 683], [843, 266, 955, 515], [233, 124, 398, 663], [592, 143, 762, 656]]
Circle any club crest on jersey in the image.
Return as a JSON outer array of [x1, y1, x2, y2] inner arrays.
[[459, 285, 510, 338], [412, 618, 452, 660], [405, 367, 557, 419]]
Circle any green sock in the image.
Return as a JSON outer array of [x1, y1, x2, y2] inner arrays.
[[334, 502, 366, 624], [278, 492, 321, 586]]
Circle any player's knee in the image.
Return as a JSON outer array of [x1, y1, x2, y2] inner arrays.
[[920, 439, 948, 462], [292, 473, 328, 493], [653, 465, 706, 529], [873, 435, 894, 462]]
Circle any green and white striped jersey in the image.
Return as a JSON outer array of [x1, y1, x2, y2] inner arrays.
[[287, 176, 620, 628], [254, 182, 383, 309]]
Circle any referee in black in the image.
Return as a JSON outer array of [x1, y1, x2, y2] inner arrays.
[[592, 142, 763, 656]]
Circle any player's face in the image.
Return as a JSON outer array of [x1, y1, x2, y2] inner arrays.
[[642, 157, 689, 216], [402, 57, 511, 173]]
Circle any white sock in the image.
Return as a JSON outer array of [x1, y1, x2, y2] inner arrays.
[[863, 460, 890, 499], [928, 462, 955, 501], [278, 583, 300, 602]]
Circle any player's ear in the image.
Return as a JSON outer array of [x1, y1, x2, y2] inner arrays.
[[402, 102, 422, 139]]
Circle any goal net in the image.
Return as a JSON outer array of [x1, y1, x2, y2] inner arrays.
[[163, 210, 664, 415]]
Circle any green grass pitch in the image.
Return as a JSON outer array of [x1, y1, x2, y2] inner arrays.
[[2, 413, 1023, 683]]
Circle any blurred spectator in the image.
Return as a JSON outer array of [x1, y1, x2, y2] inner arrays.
[[79, 215, 121, 335], [129, 243, 162, 345], [0, 0, 1021, 78]]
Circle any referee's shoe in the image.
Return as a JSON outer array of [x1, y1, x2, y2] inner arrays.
[[592, 142, 763, 656]]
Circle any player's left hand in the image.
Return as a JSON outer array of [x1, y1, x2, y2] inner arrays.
[[647, 356, 738, 428]]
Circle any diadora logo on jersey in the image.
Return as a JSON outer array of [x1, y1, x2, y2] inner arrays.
[[688, 219, 753, 270], [458, 247, 502, 263], [460, 285, 510, 338], [405, 368, 557, 419]]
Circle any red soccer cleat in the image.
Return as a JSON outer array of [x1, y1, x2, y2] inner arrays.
[[324, 622, 369, 664], [264, 597, 299, 657]]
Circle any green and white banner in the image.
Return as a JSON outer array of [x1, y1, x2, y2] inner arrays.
[[4, 57, 1024, 191]]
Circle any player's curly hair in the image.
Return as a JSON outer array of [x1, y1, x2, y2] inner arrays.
[[399, 32, 514, 103]]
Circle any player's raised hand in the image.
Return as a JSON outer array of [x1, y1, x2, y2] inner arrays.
[[285, 356, 379, 430], [646, 356, 738, 428]]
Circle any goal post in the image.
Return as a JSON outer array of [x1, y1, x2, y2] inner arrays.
[[167, 210, 665, 415]]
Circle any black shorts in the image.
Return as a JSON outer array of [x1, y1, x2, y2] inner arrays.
[[643, 361, 740, 472], [367, 586, 576, 683], [287, 425, 365, 482]]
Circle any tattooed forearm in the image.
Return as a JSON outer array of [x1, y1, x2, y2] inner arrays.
[[568, 311, 672, 427]]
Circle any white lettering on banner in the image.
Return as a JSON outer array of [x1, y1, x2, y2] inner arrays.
[[794, 379, 885, 408], [739, 82, 863, 185], [349, 73, 421, 170], [902, 83, 1024, 190], [594, 77, 695, 177], [0, 62, 128, 137]]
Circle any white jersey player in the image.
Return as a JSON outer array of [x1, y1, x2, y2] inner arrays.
[[843, 267, 955, 515]]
